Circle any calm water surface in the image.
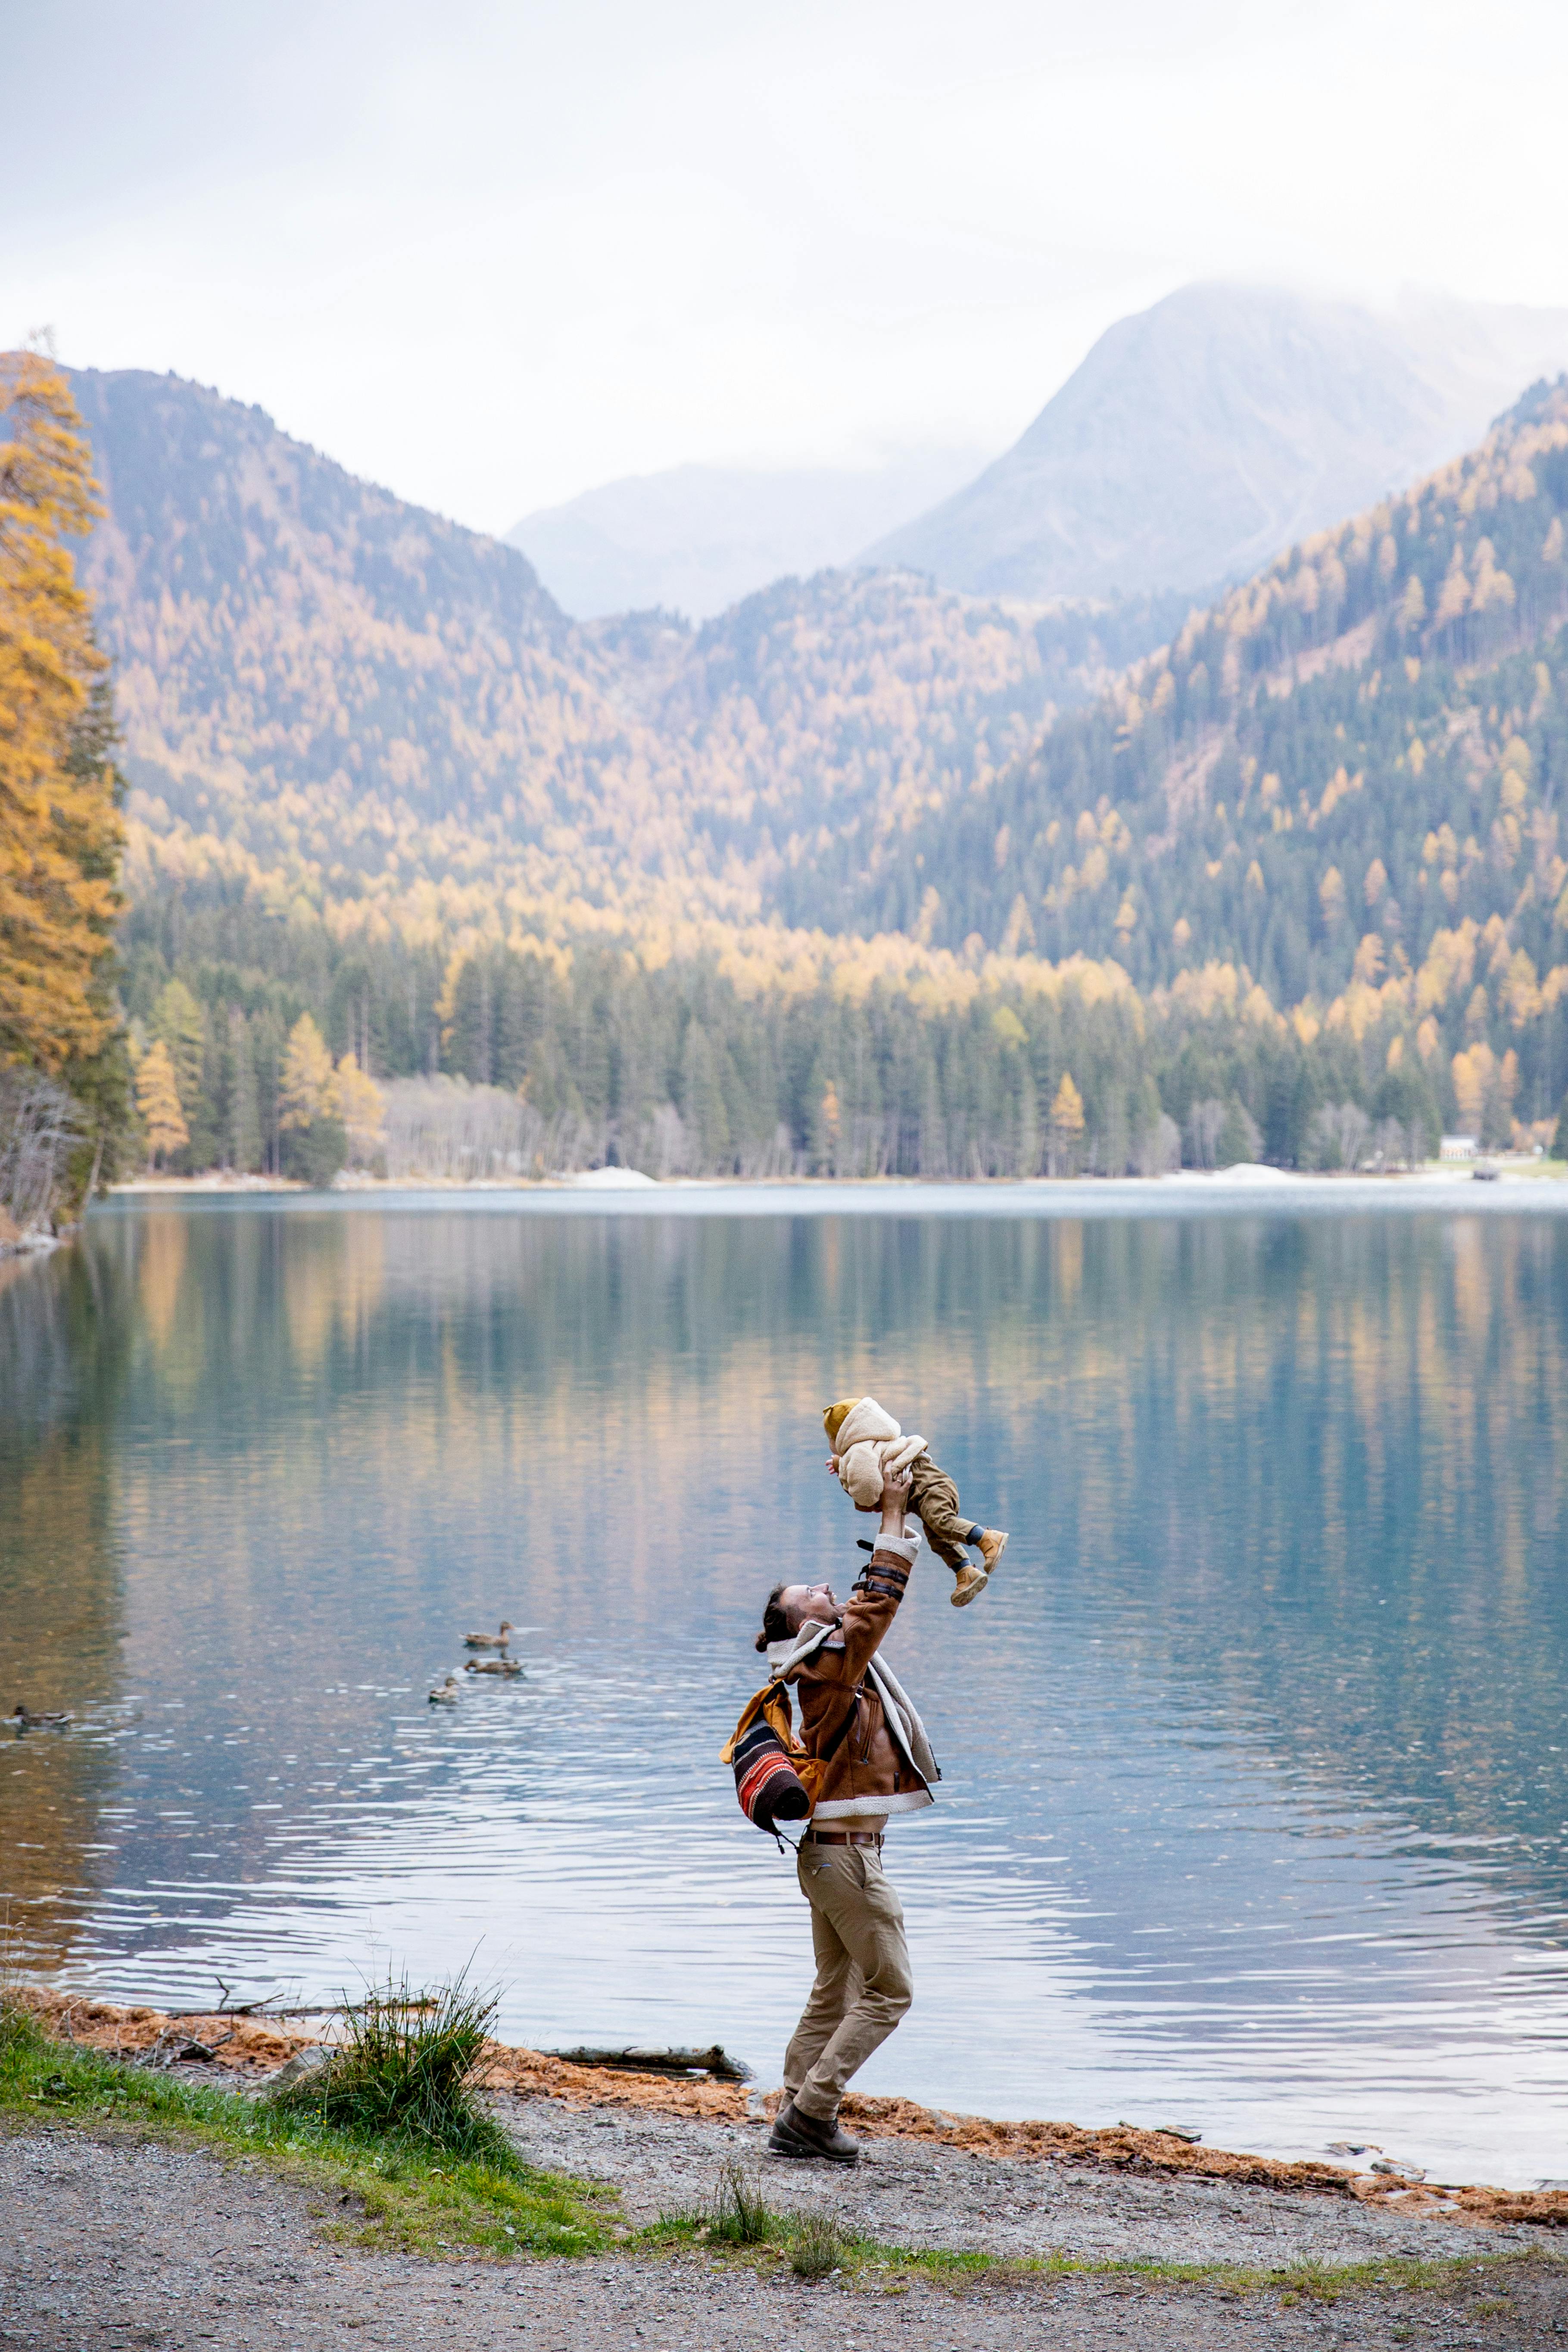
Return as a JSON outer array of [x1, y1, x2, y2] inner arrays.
[[4, 1190, 1568, 2186]]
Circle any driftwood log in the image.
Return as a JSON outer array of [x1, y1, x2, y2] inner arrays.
[[548, 2044, 754, 2083]]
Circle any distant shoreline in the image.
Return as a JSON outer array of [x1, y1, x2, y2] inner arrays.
[[82, 1163, 1568, 1219], [106, 1156, 1567, 1194]]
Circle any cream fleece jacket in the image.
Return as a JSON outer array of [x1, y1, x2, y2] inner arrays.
[[832, 1396, 929, 1509]]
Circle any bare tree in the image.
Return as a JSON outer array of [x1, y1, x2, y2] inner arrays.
[[0, 1068, 91, 1238], [1305, 1101, 1372, 1171], [1185, 1098, 1227, 1168]]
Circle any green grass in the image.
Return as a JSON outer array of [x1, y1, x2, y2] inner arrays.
[[645, 2181, 1561, 2305], [0, 2000, 614, 2259]]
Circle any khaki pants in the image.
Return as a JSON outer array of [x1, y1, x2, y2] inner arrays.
[[908, 1457, 978, 1574], [783, 1841, 913, 2121]]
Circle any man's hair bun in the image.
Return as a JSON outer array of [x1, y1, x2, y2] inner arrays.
[[756, 1582, 790, 1653]]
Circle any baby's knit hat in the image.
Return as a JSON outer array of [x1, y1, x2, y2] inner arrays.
[[822, 1397, 861, 1448]]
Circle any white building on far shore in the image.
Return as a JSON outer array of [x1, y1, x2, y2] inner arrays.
[[1440, 1134, 1480, 1162]]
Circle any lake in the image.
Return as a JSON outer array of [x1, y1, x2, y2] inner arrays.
[[4, 1186, 1568, 2188]]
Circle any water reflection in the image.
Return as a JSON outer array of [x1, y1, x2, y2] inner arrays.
[[2, 1198, 1567, 2183]]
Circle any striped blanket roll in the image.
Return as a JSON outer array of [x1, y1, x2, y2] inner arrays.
[[732, 1715, 810, 1831]]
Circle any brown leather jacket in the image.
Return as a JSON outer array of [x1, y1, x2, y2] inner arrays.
[[782, 1530, 933, 1824]]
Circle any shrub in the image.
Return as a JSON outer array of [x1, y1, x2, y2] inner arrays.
[[281, 1115, 347, 1187]]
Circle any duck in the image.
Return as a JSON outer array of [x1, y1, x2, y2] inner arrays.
[[464, 1621, 515, 1650], [427, 1676, 461, 1706], [12, 1703, 72, 1729], [464, 1657, 523, 1678]]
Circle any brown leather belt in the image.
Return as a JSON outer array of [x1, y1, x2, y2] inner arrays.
[[803, 1828, 883, 1847]]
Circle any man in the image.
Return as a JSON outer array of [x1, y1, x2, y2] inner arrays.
[[756, 1460, 938, 2165]]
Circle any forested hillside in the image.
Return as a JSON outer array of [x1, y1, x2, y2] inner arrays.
[[836, 375, 1568, 1139], [75, 367, 1160, 942]]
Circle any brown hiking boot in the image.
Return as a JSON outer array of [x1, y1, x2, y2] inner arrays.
[[767, 2097, 861, 2165], [952, 1529, 1007, 1608]]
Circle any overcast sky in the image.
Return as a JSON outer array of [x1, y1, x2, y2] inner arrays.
[[9, 0, 1568, 533]]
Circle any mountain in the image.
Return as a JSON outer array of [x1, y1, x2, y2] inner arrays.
[[505, 447, 991, 620], [59, 361, 1568, 1174], [864, 284, 1568, 602], [70, 369, 1113, 933]]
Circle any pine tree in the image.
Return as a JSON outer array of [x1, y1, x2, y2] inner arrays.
[[0, 351, 125, 1073], [135, 1039, 187, 1168], [228, 1008, 261, 1171], [251, 1007, 284, 1172]]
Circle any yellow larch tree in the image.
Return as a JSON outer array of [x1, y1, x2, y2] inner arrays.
[[0, 349, 124, 1072], [1048, 1070, 1085, 1175], [135, 1038, 188, 1168], [334, 1051, 384, 1159], [278, 1013, 338, 1130]]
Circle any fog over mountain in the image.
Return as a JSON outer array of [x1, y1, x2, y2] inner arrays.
[[506, 448, 991, 620], [863, 284, 1568, 600]]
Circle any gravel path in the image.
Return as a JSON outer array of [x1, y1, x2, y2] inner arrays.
[[500, 2090, 1534, 2268], [5, 2125, 1568, 2352]]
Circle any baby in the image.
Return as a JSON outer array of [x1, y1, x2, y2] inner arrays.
[[823, 1396, 1007, 1607]]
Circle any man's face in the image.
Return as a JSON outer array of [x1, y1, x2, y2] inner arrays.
[[779, 1579, 839, 1634]]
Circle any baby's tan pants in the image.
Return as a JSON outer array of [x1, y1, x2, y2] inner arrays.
[[907, 1456, 977, 1572]]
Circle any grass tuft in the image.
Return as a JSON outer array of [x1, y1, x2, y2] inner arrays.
[[274, 1971, 515, 2174], [706, 2157, 774, 2246], [789, 2210, 845, 2280]]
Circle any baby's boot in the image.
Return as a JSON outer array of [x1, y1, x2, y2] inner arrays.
[[951, 1529, 1008, 1607], [950, 1557, 989, 1608], [978, 1528, 1009, 1576]]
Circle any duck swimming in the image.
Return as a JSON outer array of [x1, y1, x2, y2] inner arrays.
[[464, 1621, 514, 1650], [427, 1676, 461, 1705], [12, 1703, 72, 1729], [464, 1657, 523, 1678]]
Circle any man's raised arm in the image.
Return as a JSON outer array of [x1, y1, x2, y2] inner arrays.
[[832, 1462, 918, 1682]]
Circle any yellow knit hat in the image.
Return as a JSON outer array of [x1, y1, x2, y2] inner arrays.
[[822, 1397, 860, 1447]]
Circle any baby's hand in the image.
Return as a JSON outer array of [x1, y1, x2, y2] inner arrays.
[[825, 1454, 839, 1473]]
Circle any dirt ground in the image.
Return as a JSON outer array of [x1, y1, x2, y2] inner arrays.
[[5, 2126, 1568, 2352]]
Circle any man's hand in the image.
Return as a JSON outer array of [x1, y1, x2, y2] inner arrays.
[[879, 1459, 913, 1537]]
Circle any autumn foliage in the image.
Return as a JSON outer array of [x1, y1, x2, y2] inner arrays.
[[0, 352, 123, 1075]]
